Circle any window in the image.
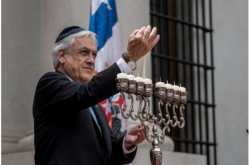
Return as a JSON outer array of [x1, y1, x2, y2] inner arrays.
[[150, 0, 217, 165]]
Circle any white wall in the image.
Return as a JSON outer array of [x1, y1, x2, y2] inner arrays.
[[38, 0, 91, 77], [213, 0, 248, 164], [2, 0, 38, 153]]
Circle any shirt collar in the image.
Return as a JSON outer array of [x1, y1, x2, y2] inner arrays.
[[64, 74, 73, 81], [55, 70, 73, 82]]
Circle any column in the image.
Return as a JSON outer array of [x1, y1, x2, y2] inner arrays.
[[2, 0, 38, 154]]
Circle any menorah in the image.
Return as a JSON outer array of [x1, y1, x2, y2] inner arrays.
[[116, 74, 188, 165]]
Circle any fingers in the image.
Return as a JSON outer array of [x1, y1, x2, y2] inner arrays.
[[137, 26, 146, 37], [130, 29, 139, 37], [127, 124, 148, 145], [137, 132, 141, 141], [144, 123, 150, 131], [139, 126, 146, 135], [143, 26, 160, 48], [126, 25, 160, 62], [151, 34, 160, 47], [138, 127, 145, 133], [140, 128, 146, 139], [148, 27, 158, 43], [143, 25, 152, 40], [134, 31, 139, 38]]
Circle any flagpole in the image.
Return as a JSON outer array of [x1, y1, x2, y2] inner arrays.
[[141, 56, 146, 78]]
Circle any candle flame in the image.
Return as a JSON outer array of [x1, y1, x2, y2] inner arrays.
[[137, 73, 139, 77], [180, 83, 181, 87], [174, 81, 175, 85], [166, 80, 168, 84], [160, 77, 161, 82]]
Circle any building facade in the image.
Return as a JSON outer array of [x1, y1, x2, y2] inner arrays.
[[2, 0, 248, 165]]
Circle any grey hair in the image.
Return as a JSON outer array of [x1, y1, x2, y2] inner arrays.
[[52, 30, 98, 70]]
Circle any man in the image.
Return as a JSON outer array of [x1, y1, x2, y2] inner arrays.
[[33, 25, 160, 165]]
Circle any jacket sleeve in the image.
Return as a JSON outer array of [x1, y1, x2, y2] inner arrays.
[[108, 129, 137, 165], [35, 63, 121, 114]]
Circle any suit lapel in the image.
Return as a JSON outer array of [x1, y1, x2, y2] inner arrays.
[[92, 104, 112, 160]]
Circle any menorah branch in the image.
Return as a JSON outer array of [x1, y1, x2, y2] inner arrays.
[[170, 104, 178, 127], [177, 105, 185, 128], [120, 92, 129, 119], [154, 101, 163, 125]]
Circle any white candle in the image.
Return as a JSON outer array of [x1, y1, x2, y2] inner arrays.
[[179, 87, 186, 92], [117, 73, 127, 78], [127, 75, 135, 80], [155, 82, 165, 87], [143, 78, 152, 84], [172, 85, 179, 91], [165, 83, 173, 89], [135, 76, 144, 82], [141, 56, 146, 79]]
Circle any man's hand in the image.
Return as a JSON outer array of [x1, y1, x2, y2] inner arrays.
[[126, 25, 160, 62], [124, 123, 149, 150]]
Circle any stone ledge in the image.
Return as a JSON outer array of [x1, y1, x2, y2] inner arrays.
[[1, 143, 18, 154], [2, 150, 206, 165], [2, 135, 22, 143], [2, 133, 24, 154], [2, 151, 35, 165], [17, 134, 34, 152], [132, 148, 206, 165]]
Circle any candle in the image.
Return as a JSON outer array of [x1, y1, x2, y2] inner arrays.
[[165, 82, 173, 89], [117, 73, 127, 78], [143, 78, 152, 84], [179, 87, 186, 92], [141, 56, 146, 79], [155, 82, 165, 87], [135, 76, 144, 82], [127, 75, 135, 80], [172, 85, 179, 91]]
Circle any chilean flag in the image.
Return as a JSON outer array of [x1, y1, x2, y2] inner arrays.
[[89, 0, 121, 72], [89, 0, 129, 131]]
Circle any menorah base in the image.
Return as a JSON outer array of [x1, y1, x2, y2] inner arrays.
[[150, 146, 162, 165]]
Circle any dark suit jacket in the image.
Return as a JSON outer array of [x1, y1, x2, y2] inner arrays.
[[33, 63, 136, 165]]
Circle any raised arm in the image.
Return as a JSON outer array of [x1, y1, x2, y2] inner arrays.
[[35, 62, 120, 114]]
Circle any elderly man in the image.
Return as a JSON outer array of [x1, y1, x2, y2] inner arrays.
[[33, 25, 160, 165]]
